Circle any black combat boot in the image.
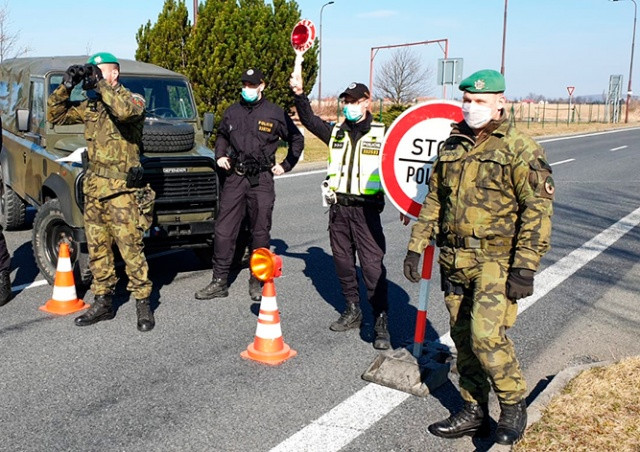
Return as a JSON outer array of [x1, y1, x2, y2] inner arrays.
[[249, 276, 262, 302], [74, 294, 115, 326], [373, 312, 391, 350], [428, 401, 490, 439], [495, 399, 527, 445], [0, 269, 12, 306], [136, 298, 155, 332], [194, 277, 229, 299], [329, 302, 362, 332]]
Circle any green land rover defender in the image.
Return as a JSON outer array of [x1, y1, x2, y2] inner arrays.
[[0, 56, 220, 285]]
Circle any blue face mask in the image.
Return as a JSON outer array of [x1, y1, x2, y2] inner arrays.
[[241, 87, 260, 103], [342, 103, 363, 122]]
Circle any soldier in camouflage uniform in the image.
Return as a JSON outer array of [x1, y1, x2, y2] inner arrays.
[[47, 52, 155, 332], [403, 70, 553, 445]]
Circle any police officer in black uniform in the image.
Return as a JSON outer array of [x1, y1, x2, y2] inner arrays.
[[195, 68, 304, 301], [290, 73, 391, 350], [0, 117, 12, 307]]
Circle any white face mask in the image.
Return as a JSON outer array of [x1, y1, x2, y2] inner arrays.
[[462, 101, 493, 129], [342, 103, 363, 122]]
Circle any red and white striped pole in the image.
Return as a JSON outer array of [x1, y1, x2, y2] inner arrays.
[[412, 244, 435, 358]]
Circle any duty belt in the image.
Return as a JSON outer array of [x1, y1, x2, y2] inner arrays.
[[88, 164, 128, 181], [336, 193, 384, 208], [441, 234, 512, 250]]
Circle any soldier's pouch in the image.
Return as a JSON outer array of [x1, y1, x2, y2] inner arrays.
[[528, 158, 555, 200], [136, 184, 156, 231]]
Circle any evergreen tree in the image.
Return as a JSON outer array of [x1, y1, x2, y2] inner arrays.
[[136, 0, 318, 124], [135, 0, 191, 72]]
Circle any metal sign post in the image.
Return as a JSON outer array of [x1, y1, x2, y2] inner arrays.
[[567, 86, 575, 123]]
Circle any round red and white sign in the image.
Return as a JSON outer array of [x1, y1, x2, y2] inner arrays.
[[291, 19, 316, 53], [380, 100, 463, 219]]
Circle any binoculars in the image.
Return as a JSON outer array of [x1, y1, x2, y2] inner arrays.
[[66, 64, 101, 90], [68, 64, 87, 80]]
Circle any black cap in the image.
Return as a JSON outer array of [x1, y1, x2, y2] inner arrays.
[[241, 68, 265, 85], [339, 82, 370, 100]]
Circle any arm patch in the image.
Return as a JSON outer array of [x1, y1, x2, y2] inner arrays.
[[131, 93, 146, 108]]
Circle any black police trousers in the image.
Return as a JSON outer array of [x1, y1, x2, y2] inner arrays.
[[328, 203, 388, 314], [0, 231, 10, 273], [212, 172, 275, 280]]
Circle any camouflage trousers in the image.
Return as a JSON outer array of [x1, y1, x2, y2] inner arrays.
[[84, 193, 152, 299], [443, 258, 526, 405]]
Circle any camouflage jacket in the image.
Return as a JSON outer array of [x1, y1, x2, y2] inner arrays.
[[47, 80, 145, 199], [408, 114, 554, 271]]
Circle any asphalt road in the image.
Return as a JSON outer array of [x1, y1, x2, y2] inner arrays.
[[1, 128, 639, 452]]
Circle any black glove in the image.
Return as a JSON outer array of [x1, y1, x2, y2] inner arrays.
[[63, 65, 78, 90], [82, 63, 103, 90], [403, 250, 421, 283], [506, 268, 535, 300]]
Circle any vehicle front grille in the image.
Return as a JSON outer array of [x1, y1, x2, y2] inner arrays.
[[142, 157, 217, 216]]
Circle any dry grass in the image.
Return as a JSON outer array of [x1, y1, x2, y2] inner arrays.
[[515, 356, 640, 451]]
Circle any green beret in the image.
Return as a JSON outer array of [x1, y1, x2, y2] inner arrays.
[[87, 52, 119, 65], [459, 69, 505, 93]]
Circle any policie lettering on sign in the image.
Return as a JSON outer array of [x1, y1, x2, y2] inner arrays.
[[380, 100, 463, 219], [403, 138, 444, 185]]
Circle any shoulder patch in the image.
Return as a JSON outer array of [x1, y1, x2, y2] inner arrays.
[[131, 93, 146, 108], [544, 176, 555, 196]]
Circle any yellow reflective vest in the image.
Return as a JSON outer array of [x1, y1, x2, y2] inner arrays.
[[327, 122, 385, 196]]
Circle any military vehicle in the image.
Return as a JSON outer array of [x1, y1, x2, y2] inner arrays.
[[0, 56, 219, 285]]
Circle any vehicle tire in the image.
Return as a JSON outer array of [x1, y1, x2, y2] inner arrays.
[[32, 199, 92, 286], [0, 182, 27, 231], [142, 121, 195, 153]]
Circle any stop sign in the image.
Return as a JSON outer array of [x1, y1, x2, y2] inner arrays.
[[380, 100, 463, 219]]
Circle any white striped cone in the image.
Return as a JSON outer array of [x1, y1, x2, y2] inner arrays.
[[39, 243, 88, 315]]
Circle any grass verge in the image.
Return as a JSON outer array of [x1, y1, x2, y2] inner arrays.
[[515, 356, 640, 451]]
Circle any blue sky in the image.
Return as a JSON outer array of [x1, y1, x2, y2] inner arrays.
[[4, 0, 633, 100]]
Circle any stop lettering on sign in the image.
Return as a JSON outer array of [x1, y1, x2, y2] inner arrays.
[[380, 100, 463, 219]]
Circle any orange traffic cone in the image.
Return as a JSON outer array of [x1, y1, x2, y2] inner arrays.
[[241, 279, 296, 365], [39, 243, 88, 315]]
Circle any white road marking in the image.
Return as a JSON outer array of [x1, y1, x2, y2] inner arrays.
[[275, 169, 326, 179], [13, 250, 183, 293], [11, 279, 49, 292], [271, 205, 640, 451], [610, 145, 628, 152], [550, 158, 575, 166]]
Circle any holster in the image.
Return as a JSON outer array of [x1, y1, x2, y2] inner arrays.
[[126, 167, 145, 188], [441, 274, 465, 296], [136, 184, 156, 231]]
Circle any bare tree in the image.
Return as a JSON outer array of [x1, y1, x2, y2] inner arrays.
[[0, 2, 30, 62], [375, 48, 433, 104]]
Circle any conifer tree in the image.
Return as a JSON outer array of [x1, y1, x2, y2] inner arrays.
[[136, 0, 318, 123], [135, 0, 191, 72]]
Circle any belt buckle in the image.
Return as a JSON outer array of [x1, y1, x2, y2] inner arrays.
[[464, 237, 482, 249]]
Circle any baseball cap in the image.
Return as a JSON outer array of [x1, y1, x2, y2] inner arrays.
[[241, 68, 265, 85], [339, 82, 370, 100]]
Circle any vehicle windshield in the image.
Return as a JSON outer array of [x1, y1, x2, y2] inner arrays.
[[48, 74, 197, 120]]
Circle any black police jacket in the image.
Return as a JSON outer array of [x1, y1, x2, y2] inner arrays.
[[215, 96, 304, 172]]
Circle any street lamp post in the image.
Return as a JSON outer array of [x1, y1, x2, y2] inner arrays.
[[612, 0, 637, 123], [501, 0, 508, 75], [319, 1, 334, 109]]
